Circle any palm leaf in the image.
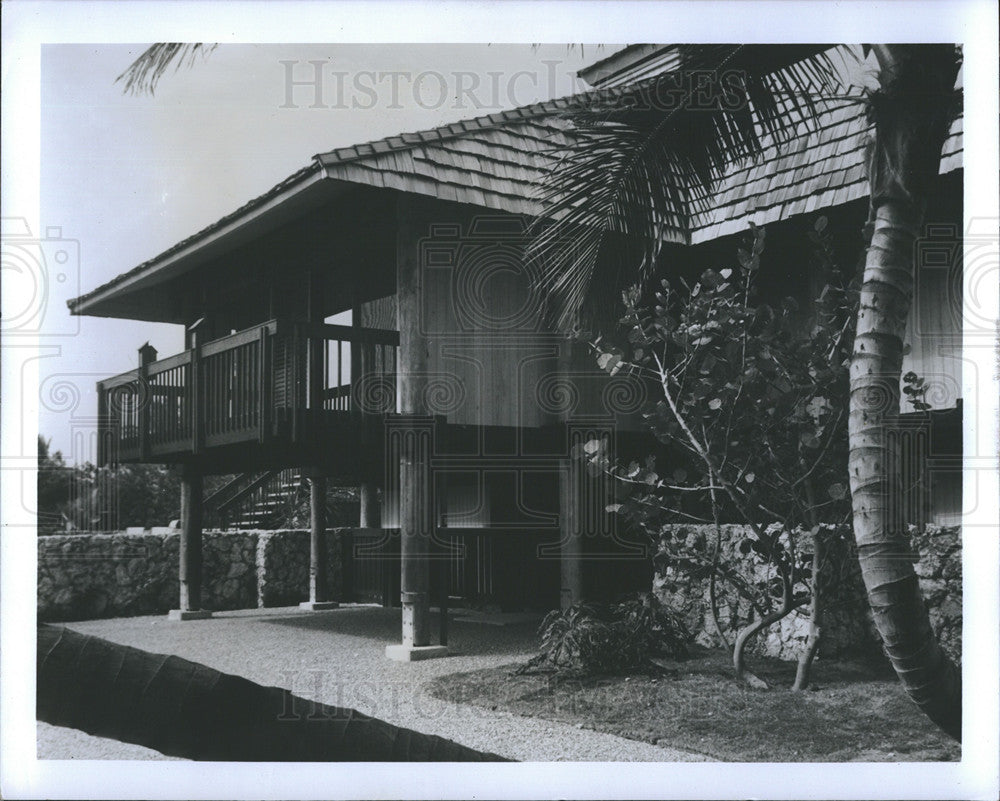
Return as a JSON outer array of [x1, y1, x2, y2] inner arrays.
[[529, 44, 853, 331], [116, 43, 217, 96]]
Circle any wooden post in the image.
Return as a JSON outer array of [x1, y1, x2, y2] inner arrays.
[[188, 318, 205, 454], [386, 415, 443, 658], [560, 416, 614, 608], [258, 324, 271, 443], [359, 483, 380, 528], [559, 457, 584, 610], [300, 473, 338, 611], [290, 322, 301, 443], [138, 343, 157, 460], [308, 270, 326, 437], [340, 528, 355, 604], [437, 463, 449, 647], [96, 380, 108, 467], [386, 193, 447, 661], [310, 475, 328, 601], [557, 341, 583, 611], [169, 462, 211, 620], [351, 295, 363, 420]]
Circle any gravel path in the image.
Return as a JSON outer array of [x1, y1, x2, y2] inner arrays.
[[37, 605, 710, 762]]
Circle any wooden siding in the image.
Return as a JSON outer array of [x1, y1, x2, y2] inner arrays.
[[393, 196, 649, 430], [902, 249, 963, 412]]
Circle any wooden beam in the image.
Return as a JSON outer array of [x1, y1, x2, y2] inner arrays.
[[302, 322, 399, 346]]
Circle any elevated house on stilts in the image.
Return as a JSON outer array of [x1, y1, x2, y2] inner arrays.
[[69, 45, 963, 660]]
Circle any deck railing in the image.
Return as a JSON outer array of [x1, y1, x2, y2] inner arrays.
[[97, 319, 399, 465]]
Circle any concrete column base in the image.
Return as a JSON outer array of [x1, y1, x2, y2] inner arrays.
[[298, 601, 340, 611], [385, 644, 449, 662], [167, 609, 213, 621]]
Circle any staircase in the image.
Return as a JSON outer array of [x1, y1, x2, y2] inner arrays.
[[204, 469, 306, 530]]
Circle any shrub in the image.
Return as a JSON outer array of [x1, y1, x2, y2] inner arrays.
[[517, 592, 690, 677]]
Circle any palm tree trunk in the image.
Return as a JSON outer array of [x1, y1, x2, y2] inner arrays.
[[849, 198, 962, 740], [848, 44, 962, 740], [37, 625, 508, 761]]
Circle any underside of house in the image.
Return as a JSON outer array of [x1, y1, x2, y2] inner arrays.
[[68, 45, 964, 656]]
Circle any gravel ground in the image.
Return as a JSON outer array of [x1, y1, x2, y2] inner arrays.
[[37, 605, 710, 762]]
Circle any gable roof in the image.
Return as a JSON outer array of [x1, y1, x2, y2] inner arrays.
[[69, 57, 964, 318], [67, 96, 588, 316]]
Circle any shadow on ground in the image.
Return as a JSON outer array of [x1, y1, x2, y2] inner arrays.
[[261, 606, 543, 657]]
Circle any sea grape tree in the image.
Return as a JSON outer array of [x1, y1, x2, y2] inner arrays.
[[583, 219, 857, 687]]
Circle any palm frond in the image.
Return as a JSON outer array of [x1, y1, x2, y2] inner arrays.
[[116, 43, 217, 96], [529, 44, 853, 332]]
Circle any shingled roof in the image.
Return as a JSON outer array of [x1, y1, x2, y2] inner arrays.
[[691, 98, 963, 242], [314, 108, 577, 218], [312, 88, 962, 245], [69, 64, 964, 315]]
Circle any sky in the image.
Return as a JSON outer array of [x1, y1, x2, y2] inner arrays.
[[37, 43, 615, 462]]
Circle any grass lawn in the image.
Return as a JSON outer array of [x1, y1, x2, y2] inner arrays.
[[426, 646, 960, 762]]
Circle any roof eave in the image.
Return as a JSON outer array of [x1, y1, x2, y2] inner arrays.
[[68, 164, 328, 317]]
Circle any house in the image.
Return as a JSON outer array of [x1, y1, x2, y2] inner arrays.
[[68, 44, 963, 660]]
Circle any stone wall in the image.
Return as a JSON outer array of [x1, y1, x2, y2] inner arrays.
[[256, 530, 341, 608], [38, 529, 345, 622], [652, 523, 961, 662], [911, 525, 962, 660]]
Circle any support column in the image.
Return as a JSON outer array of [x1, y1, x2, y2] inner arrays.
[[169, 463, 211, 620], [557, 341, 584, 611], [359, 482, 381, 528], [386, 417, 445, 660], [300, 473, 339, 611], [387, 193, 447, 661], [559, 458, 584, 610], [559, 417, 613, 609]]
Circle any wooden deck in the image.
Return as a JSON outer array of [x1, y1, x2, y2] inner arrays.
[[97, 319, 399, 477]]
